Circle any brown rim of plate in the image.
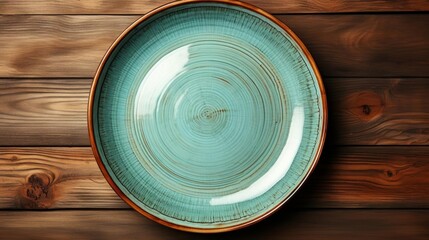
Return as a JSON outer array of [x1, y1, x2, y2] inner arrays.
[[88, 0, 327, 233]]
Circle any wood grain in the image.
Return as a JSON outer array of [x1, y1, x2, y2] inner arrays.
[[0, 79, 90, 146], [0, 14, 428, 78], [2, 78, 428, 146], [1, 0, 428, 14], [0, 147, 126, 209], [0, 15, 138, 78], [295, 146, 429, 208], [325, 78, 429, 145], [1, 146, 428, 209], [0, 209, 427, 239], [281, 14, 429, 77]]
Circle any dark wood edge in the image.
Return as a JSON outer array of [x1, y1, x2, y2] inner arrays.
[[88, 0, 327, 233]]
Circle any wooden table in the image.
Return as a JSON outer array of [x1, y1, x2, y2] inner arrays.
[[1, 0, 429, 239]]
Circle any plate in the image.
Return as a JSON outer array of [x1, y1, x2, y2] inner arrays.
[[88, 0, 326, 233]]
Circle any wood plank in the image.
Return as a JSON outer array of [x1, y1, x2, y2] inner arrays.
[[1, 146, 428, 209], [0, 15, 138, 78], [0, 15, 428, 78], [0, 147, 127, 209], [0, 209, 427, 239], [2, 78, 428, 146], [1, 0, 428, 14], [326, 78, 429, 145], [0, 79, 90, 146], [281, 14, 429, 77], [294, 146, 429, 208]]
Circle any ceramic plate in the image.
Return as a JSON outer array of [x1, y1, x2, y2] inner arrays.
[[89, 0, 326, 233]]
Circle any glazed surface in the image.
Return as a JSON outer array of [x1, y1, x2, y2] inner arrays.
[[92, 2, 324, 229]]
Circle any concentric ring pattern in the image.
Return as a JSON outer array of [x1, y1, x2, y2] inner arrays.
[[90, 1, 326, 232]]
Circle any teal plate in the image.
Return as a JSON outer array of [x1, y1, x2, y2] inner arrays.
[[89, 0, 327, 233]]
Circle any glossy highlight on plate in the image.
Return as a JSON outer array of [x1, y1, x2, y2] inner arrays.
[[88, 0, 327, 233]]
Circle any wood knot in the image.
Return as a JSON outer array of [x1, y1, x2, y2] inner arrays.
[[346, 91, 384, 121], [362, 104, 371, 115], [16, 173, 55, 209], [385, 170, 394, 178]]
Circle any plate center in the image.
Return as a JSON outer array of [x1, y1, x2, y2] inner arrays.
[[128, 42, 288, 196]]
